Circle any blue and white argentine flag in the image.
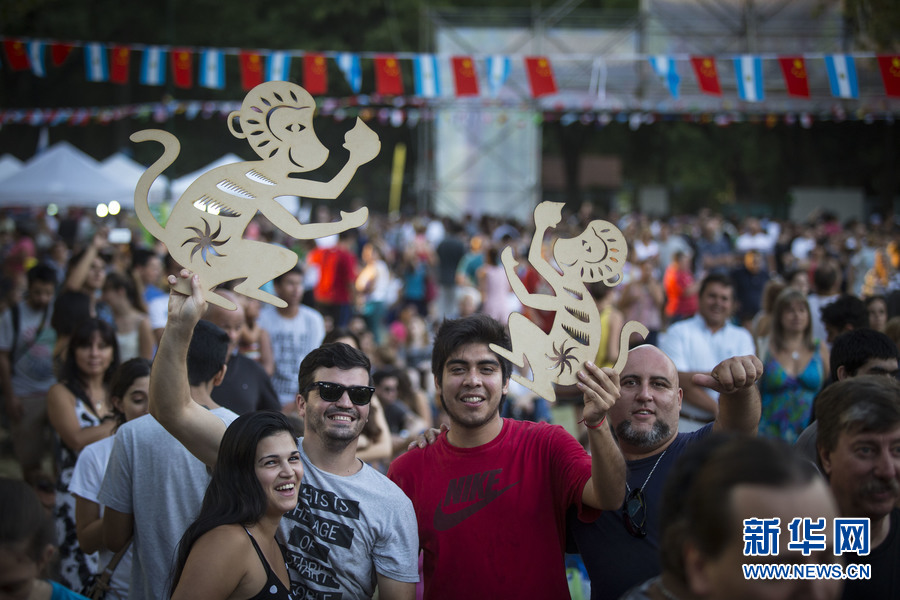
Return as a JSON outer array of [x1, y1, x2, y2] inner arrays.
[[733, 55, 764, 102], [336, 53, 362, 94], [825, 54, 859, 99], [266, 51, 291, 82], [84, 43, 108, 82], [649, 55, 680, 98], [486, 55, 511, 97], [413, 54, 441, 98], [199, 50, 224, 89], [28, 41, 46, 77], [140, 46, 165, 86]]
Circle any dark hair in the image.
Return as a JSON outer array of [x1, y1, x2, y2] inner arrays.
[[273, 265, 303, 284], [372, 367, 400, 387], [684, 435, 819, 560], [66, 247, 105, 272], [785, 268, 808, 287], [297, 343, 371, 397], [431, 314, 512, 386], [865, 295, 888, 310], [26, 262, 58, 287], [60, 318, 120, 391], [170, 411, 296, 596], [829, 328, 899, 381], [698, 273, 734, 298], [0, 477, 56, 562], [815, 375, 900, 467], [187, 320, 229, 386], [812, 261, 839, 293], [587, 281, 614, 302], [50, 291, 92, 337], [104, 270, 147, 314], [659, 434, 733, 584], [131, 248, 160, 269], [323, 327, 361, 349], [109, 358, 152, 426], [820, 295, 868, 331]]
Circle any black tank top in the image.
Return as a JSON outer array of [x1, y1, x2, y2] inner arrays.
[[243, 528, 294, 600]]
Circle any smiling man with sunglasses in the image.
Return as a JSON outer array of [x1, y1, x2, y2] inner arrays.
[[149, 271, 419, 600], [567, 344, 762, 600]]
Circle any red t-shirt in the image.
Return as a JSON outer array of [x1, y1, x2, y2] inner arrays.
[[387, 419, 600, 600], [312, 246, 357, 304]]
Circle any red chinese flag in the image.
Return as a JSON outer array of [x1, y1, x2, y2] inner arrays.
[[303, 53, 328, 95], [170, 48, 193, 89], [778, 56, 809, 98], [374, 56, 404, 96], [877, 55, 900, 98], [240, 51, 264, 91], [452, 56, 479, 96], [50, 43, 74, 67], [3, 40, 30, 71], [525, 56, 558, 97], [110, 46, 131, 84], [690, 56, 721, 96]]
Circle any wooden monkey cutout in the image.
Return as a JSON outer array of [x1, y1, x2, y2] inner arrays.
[[131, 81, 380, 310], [490, 201, 649, 402]]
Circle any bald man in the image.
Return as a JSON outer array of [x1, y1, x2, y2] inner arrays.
[[568, 346, 763, 600], [206, 290, 280, 415]]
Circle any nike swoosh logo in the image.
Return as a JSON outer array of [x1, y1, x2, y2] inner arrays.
[[432, 482, 519, 531]]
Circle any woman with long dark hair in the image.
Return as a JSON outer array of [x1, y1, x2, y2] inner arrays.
[[46, 317, 120, 591], [170, 411, 302, 599], [70, 357, 152, 599]]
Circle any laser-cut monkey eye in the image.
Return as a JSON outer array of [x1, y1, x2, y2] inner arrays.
[[287, 124, 306, 133]]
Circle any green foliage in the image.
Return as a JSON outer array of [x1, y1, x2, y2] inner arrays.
[[844, 0, 900, 51]]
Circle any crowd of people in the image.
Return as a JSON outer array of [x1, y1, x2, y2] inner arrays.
[[1, 202, 899, 600]]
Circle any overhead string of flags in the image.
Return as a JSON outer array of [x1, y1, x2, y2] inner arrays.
[[4, 36, 900, 101]]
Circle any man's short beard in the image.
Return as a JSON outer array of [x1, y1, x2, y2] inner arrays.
[[615, 418, 673, 449]]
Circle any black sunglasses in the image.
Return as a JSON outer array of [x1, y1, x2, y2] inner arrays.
[[622, 488, 647, 538], [304, 381, 374, 406]]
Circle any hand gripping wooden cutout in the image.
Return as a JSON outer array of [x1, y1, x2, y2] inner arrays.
[[131, 81, 380, 310], [490, 201, 649, 402]]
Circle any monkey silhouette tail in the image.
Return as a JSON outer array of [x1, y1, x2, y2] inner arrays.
[[129, 129, 180, 241], [612, 321, 650, 374]]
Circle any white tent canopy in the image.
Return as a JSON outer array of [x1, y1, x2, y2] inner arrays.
[[0, 154, 23, 181], [169, 153, 243, 200], [0, 142, 136, 209], [101, 152, 169, 204]]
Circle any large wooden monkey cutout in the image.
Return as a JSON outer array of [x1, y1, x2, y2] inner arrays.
[[490, 201, 649, 402], [131, 81, 380, 310]]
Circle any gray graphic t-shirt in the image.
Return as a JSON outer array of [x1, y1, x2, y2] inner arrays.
[[280, 440, 419, 599]]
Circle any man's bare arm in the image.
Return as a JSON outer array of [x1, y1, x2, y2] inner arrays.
[[375, 575, 416, 600], [677, 373, 719, 416], [697, 355, 763, 435], [148, 271, 226, 467], [580, 363, 626, 510]]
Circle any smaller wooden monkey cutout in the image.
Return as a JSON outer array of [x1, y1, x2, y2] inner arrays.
[[131, 81, 380, 310], [490, 201, 649, 402]]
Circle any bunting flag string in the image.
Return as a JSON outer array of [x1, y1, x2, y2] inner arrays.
[[1, 96, 895, 131], [1, 35, 900, 103]]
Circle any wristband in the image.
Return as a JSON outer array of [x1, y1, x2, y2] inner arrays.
[[579, 415, 607, 430]]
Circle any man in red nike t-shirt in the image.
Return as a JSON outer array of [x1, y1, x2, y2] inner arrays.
[[388, 314, 625, 600]]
